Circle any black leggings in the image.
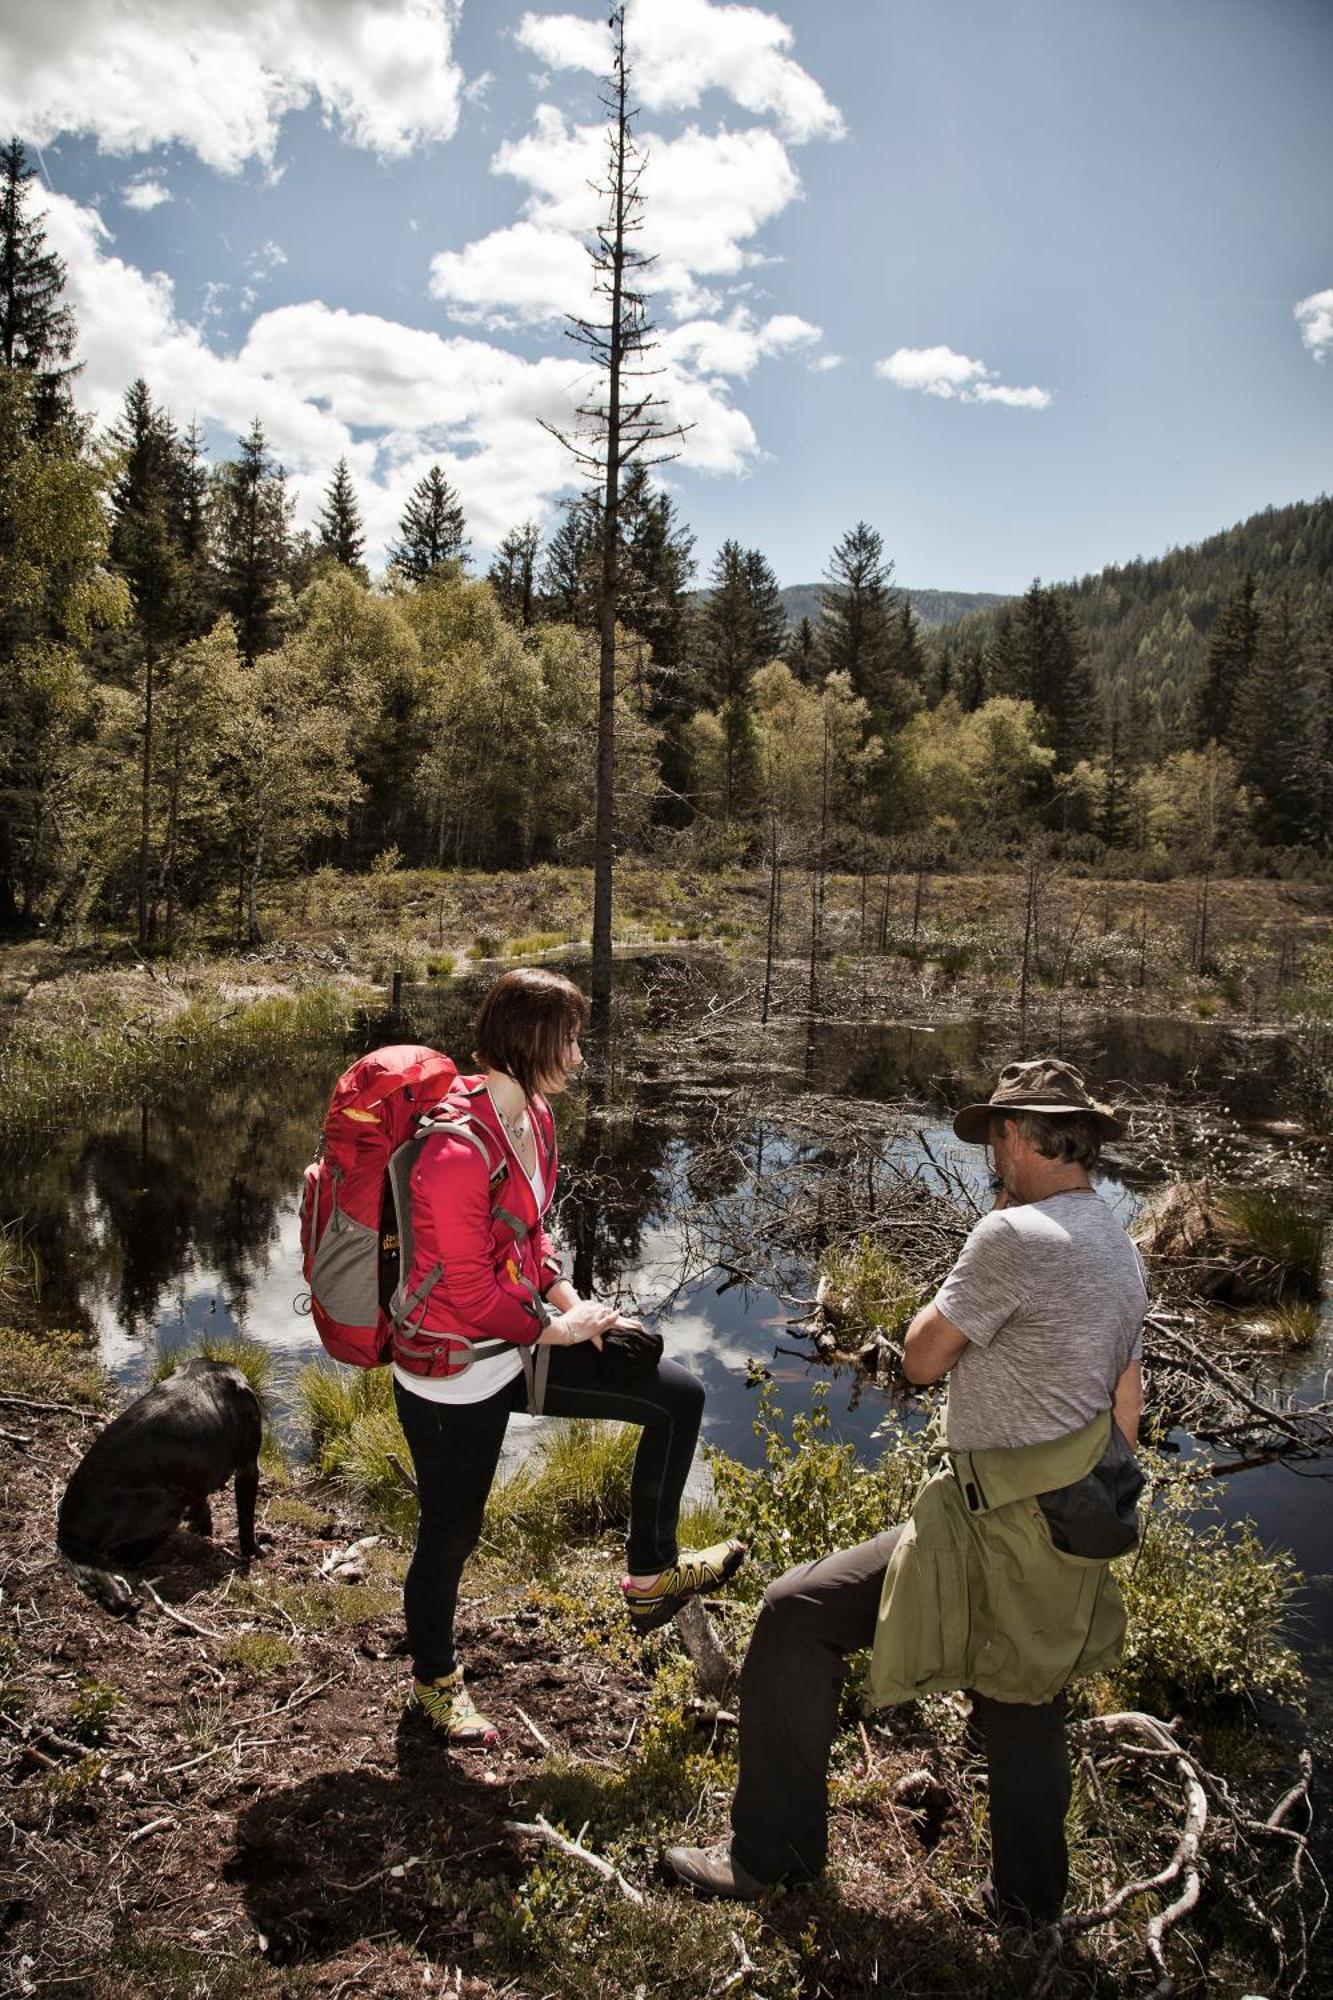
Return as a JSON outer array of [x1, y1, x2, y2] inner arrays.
[[394, 1345, 706, 1681]]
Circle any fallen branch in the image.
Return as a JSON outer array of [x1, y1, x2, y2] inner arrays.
[[0, 1393, 103, 1421], [141, 1578, 225, 1642], [515, 1705, 554, 1754], [1035, 1711, 1207, 1999], [503, 1813, 644, 1904]]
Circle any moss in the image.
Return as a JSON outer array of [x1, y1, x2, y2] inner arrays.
[[219, 1632, 299, 1677]]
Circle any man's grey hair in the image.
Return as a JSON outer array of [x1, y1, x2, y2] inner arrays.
[[992, 1108, 1102, 1172]]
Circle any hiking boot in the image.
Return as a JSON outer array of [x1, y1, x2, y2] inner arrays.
[[413, 1668, 499, 1747], [621, 1538, 746, 1634], [662, 1839, 768, 1900]]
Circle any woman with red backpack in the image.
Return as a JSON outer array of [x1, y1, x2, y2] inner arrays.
[[392, 966, 744, 1746]]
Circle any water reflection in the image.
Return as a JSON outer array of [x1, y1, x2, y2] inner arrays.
[[0, 964, 1323, 1487]]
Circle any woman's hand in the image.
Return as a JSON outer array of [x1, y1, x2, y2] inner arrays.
[[539, 1299, 620, 1349]]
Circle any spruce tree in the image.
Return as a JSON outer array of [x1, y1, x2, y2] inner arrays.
[[983, 605, 1023, 699], [489, 522, 541, 627], [213, 418, 292, 666], [618, 463, 695, 681], [108, 379, 195, 941], [744, 547, 787, 668], [784, 614, 819, 684], [317, 456, 367, 576], [1240, 596, 1313, 847], [817, 521, 900, 710], [0, 138, 79, 431], [539, 497, 600, 625], [389, 465, 467, 583], [699, 540, 758, 706], [957, 639, 986, 712], [1015, 582, 1101, 771], [1309, 608, 1333, 848], [1194, 571, 1260, 751]]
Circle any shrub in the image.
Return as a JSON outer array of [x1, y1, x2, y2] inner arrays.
[[1114, 1462, 1303, 1711], [69, 1677, 120, 1745], [707, 1383, 924, 1601]]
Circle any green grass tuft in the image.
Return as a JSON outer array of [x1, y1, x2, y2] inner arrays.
[[151, 1333, 277, 1405], [1265, 1301, 1322, 1347], [817, 1234, 921, 1338], [1214, 1188, 1325, 1299], [483, 1420, 637, 1563]]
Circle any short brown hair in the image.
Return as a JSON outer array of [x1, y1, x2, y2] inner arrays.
[[994, 1108, 1103, 1172], [474, 967, 588, 1098]]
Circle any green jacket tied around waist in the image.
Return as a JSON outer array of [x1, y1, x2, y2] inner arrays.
[[866, 1410, 1129, 1709]]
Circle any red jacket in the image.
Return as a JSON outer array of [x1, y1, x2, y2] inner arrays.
[[392, 1077, 564, 1378]]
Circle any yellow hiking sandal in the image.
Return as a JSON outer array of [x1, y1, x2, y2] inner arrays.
[[413, 1668, 500, 1747], [621, 1538, 747, 1634]]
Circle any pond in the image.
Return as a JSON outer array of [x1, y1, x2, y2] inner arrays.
[[3, 954, 1330, 1681]]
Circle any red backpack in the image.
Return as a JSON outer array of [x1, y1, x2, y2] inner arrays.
[[300, 1044, 505, 1367]]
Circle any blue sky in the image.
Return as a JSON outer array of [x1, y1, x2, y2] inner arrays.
[[4, 0, 1331, 592]]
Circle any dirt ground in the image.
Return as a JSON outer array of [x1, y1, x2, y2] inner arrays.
[[0, 1391, 654, 1996]]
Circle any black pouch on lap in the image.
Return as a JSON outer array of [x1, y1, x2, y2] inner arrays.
[[594, 1323, 665, 1383]]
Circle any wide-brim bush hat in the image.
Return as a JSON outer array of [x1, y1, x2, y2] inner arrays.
[[952, 1057, 1124, 1146]]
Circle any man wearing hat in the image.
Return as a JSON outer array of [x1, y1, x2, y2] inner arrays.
[[665, 1059, 1147, 1924]]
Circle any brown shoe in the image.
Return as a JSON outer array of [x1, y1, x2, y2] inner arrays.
[[662, 1839, 768, 1900]]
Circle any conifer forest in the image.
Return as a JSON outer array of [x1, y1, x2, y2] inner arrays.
[[4, 132, 1333, 961]]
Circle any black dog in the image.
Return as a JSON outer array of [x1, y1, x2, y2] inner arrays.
[[58, 1359, 262, 1608]]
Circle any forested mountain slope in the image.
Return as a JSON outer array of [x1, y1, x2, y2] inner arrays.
[[776, 582, 1010, 631], [939, 496, 1333, 739]]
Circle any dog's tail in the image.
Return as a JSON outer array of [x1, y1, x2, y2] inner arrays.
[[59, 1551, 138, 1617]]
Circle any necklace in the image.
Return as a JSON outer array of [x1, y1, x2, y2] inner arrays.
[[487, 1083, 529, 1145]]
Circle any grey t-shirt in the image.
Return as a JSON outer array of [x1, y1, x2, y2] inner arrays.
[[935, 1190, 1147, 1451]]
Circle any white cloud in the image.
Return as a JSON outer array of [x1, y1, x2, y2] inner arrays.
[[39, 189, 767, 564], [431, 108, 801, 326], [1295, 288, 1333, 362], [875, 344, 1052, 409], [517, 0, 844, 144], [121, 176, 171, 211], [429, 220, 592, 327], [662, 307, 820, 378], [809, 352, 842, 372], [1, 0, 467, 173]]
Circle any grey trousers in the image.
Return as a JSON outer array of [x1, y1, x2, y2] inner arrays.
[[730, 1528, 1072, 1922]]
